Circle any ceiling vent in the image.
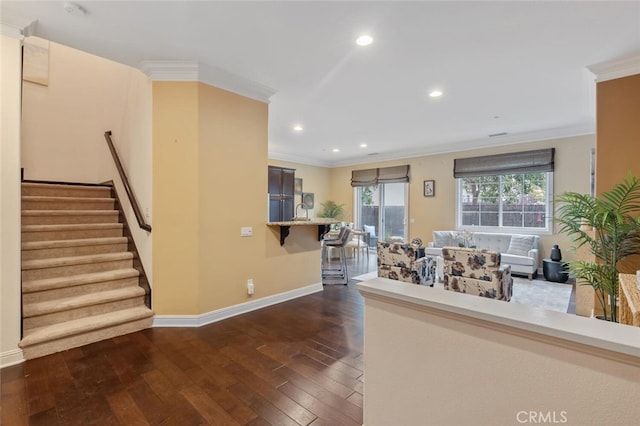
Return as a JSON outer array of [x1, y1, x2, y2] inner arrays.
[[63, 2, 86, 16]]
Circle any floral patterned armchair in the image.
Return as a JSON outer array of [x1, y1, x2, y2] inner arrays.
[[442, 247, 513, 301], [377, 241, 435, 286]]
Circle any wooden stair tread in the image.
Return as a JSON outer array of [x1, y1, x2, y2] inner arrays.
[[22, 182, 112, 190], [22, 252, 133, 271], [23, 286, 146, 318], [22, 236, 128, 250], [22, 268, 140, 293], [22, 195, 114, 202], [22, 209, 119, 216], [19, 306, 153, 347], [22, 223, 123, 232]]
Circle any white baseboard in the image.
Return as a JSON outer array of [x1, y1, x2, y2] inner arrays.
[[1, 348, 24, 369], [153, 282, 324, 328]]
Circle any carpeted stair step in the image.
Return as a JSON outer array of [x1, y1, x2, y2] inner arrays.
[[19, 306, 154, 360], [22, 268, 140, 303], [22, 252, 134, 281], [19, 181, 151, 360], [22, 195, 115, 211], [22, 237, 129, 260], [22, 210, 119, 225], [22, 223, 124, 242], [23, 286, 146, 330], [22, 182, 112, 198]]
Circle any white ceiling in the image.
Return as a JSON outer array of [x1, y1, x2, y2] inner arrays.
[[3, 1, 640, 167]]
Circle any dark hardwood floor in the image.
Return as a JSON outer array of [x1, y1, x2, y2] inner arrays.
[[1, 254, 377, 426]]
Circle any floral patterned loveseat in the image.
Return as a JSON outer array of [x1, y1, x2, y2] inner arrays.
[[377, 241, 435, 286], [442, 247, 513, 301]]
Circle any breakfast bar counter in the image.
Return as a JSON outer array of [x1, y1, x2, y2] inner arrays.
[[267, 219, 340, 245]]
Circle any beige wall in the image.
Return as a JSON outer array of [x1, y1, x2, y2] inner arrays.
[[596, 73, 640, 195], [596, 72, 640, 275], [361, 284, 640, 425], [0, 34, 24, 366], [152, 82, 200, 314], [152, 82, 325, 316], [330, 134, 594, 264], [20, 39, 153, 281], [573, 72, 640, 317], [22, 39, 142, 182]]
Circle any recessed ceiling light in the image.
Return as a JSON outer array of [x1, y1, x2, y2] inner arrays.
[[360, 143, 368, 148], [332, 148, 340, 153], [293, 124, 304, 132], [356, 35, 373, 46], [429, 90, 443, 98]]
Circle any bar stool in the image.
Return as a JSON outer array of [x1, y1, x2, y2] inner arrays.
[[321, 226, 347, 262], [321, 226, 348, 263], [321, 227, 351, 285]]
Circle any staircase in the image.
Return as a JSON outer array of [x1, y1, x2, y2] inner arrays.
[[19, 182, 153, 359]]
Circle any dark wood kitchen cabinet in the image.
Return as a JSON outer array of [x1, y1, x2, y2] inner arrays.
[[268, 166, 295, 222]]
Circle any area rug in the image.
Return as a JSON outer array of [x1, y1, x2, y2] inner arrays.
[[353, 271, 378, 281], [352, 272, 572, 313], [510, 277, 573, 313]]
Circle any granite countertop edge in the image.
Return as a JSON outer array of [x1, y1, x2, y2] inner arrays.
[[267, 219, 340, 226]]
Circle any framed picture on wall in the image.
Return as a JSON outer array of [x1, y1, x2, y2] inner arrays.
[[302, 192, 314, 209], [294, 178, 303, 194], [424, 180, 435, 197]]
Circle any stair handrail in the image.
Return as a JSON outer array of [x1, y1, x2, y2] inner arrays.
[[104, 131, 152, 232]]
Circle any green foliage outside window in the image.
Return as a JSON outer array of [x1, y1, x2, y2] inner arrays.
[[460, 172, 548, 229], [462, 173, 546, 206], [360, 185, 378, 206]]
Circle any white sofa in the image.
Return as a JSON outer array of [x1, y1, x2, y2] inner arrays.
[[425, 231, 540, 280]]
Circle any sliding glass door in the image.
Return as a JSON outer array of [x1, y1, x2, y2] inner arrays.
[[355, 183, 408, 242]]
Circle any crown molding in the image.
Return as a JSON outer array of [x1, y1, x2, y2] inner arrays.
[[139, 60, 276, 103], [139, 60, 199, 81], [0, 18, 36, 40], [268, 151, 332, 168], [198, 62, 276, 103], [304, 124, 595, 168], [587, 56, 640, 82]]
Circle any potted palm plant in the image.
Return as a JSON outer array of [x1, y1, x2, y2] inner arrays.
[[317, 200, 344, 219], [555, 173, 640, 322]]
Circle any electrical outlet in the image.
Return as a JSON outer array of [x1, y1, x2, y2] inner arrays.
[[241, 227, 253, 237], [247, 279, 254, 295]]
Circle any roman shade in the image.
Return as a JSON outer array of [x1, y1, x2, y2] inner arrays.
[[351, 168, 379, 187], [351, 165, 410, 187], [454, 148, 554, 178]]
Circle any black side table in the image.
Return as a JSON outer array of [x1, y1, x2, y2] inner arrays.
[[543, 258, 569, 283]]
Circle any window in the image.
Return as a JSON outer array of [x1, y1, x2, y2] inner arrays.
[[454, 149, 554, 233], [457, 172, 552, 231], [351, 165, 410, 241], [355, 183, 408, 241]]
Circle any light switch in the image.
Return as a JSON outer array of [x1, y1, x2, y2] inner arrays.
[[240, 227, 253, 237]]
